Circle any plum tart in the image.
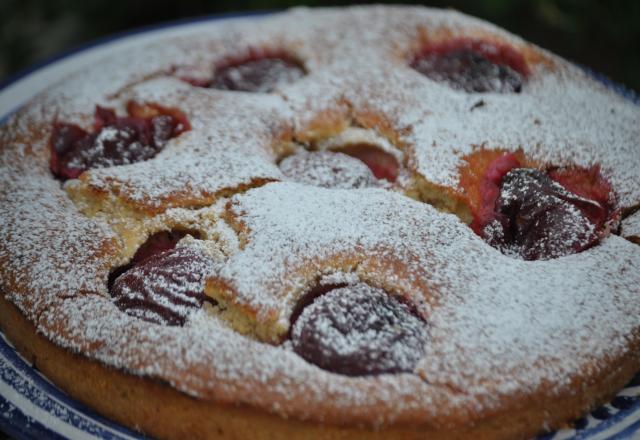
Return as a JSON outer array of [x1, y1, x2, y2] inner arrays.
[[1, 6, 639, 440]]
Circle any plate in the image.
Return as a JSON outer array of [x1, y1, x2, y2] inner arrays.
[[0, 12, 638, 440]]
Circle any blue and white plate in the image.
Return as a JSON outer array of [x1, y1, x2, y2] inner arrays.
[[0, 12, 638, 440]]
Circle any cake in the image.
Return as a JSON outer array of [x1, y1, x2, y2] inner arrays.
[[1, 6, 639, 439], [623, 210, 640, 245]]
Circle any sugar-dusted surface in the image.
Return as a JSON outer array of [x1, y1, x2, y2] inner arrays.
[[71, 78, 292, 211], [7, 5, 638, 213], [23, 178, 640, 425], [0, 170, 118, 321], [0, 4, 639, 433], [220, 182, 458, 322], [417, 235, 640, 398], [406, 69, 640, 207], [221, 183, 640, 394], [274, 7, 640, 211], [37, 295, 462, 426]]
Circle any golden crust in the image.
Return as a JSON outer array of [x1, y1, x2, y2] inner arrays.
[[2, 294, 639, 439]]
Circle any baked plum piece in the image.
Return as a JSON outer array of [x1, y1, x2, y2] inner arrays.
[[109, 231, 212, 326], [279, 151, 377, 189], [280, 145, 399, 189], [332, 144, 400, 183], [181, 50, 305, 92], [50, 102, 189, 180], [411, 38, 529, 93], [291, 283, 428, 376], [474, 153, 616, 260]]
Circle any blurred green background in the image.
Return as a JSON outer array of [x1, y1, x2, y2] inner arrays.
[[0, 0, 639, 91]]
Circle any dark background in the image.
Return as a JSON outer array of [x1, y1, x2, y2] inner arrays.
[[1, 0, 639, 91]]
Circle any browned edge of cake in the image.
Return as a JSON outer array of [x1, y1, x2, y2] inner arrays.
[[2, 293, 639, 440]]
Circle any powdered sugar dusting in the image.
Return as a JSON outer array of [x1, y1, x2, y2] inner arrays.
[[0, 172, 118, 319], [0, 5, 639, 431], [37, 294, 456, 425], [407, 70, 640, 207], [73, 79, 292, 210], [279, 150, 378, 189], [291, 283, 429, 376], [219, 182, 455, 325], [417, 235, 640, 401]]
